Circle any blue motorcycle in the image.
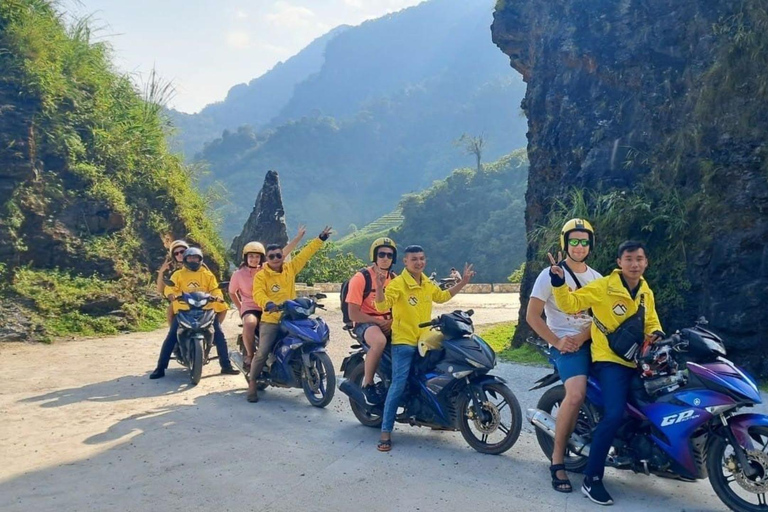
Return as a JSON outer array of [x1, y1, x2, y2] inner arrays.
[[339, 310, 522, 454], [528, 319, 768, 511], [230, 294, 335, 408]]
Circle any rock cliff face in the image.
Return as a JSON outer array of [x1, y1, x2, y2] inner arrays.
[[230, 171, 289, 261], [492, 0, 768, 374]]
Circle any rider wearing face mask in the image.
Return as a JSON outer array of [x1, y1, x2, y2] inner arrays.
[[149, 247, 239, 379]]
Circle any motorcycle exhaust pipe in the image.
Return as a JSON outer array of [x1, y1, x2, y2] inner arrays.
[[526, 408, 591, 457], [339, 379, 377, 413]]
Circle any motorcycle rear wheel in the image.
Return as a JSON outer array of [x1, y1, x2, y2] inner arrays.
[[534, 385, 596, 473], [347, 363, 384, 428], [190, 337, 204, 385], [708, 425, 768, 512], [457, 381, 521, 455]]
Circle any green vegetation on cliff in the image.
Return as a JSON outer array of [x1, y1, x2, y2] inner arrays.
[[389, 150, 528, 283], [0, 1, 225, 340]]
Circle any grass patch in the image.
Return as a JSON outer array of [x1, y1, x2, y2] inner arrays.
[[478, 321, 549, 366], [11, 267, 166, 338]]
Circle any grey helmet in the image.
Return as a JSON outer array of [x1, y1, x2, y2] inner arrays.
[[182, 247, 204, 271]]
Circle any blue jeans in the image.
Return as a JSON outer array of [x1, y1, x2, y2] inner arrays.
[[156, 317, 232, 370], [585, 362, 636, 479], [381, 344, 417, 434]]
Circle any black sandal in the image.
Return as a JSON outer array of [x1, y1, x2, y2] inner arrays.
[[550, 464, 572, 493], [377, 439, 392, 452]]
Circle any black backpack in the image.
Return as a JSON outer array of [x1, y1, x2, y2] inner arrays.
[[340, 267, 394, 327]]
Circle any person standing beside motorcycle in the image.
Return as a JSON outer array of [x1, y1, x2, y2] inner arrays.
[[246, 226, 333, 402], [149, 247, 240, 379], [156, 240, 189, 326], [527, 219, 601, 493], [345, 237, 398, 405], [228, 227, 306, 369], [550, 240, 664, 506], [373, 245, 475, 452]]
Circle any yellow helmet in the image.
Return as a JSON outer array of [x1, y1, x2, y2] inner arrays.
[[369, 237, 397, 263], [169, 239, 189, 256], [242, 241, 266, 258], [559, 218, 595, 251]]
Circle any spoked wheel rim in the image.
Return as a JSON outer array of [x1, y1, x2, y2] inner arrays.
[[549, 400, 596, 464], [302, 353, 335, 407], [459, 382, 521, 454], [710, 426, 768, 510]]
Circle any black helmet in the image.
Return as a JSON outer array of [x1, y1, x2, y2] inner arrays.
[[182, 247, 204, 271]]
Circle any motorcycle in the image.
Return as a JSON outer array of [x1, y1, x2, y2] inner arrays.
[[438, 276, 460, 291], [339, 309, 522, 454], [229, 294, 336, 408], [527, 319, 768, 511], [164, 279, 224, 385]]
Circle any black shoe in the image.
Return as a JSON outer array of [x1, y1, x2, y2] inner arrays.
[[582, 476, 614, 506], [149, 368, 165, 379], [221, 366, 240, 375], [362, 384, 379, 405]]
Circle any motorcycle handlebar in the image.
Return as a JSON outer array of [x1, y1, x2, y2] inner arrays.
[[418, 320, 434, 328]]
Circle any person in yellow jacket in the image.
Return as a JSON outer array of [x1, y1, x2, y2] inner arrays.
[[372, 245, 475, 452], [246, 226, 333, 402], [149, 247, 239, 379], [549, 240, 664, 506]]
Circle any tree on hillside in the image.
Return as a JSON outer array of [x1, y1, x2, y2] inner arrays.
[[455, 133, 486, 172]]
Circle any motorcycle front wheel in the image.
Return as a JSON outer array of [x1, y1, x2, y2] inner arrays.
[[457, 381, 522, 454], [190, 336, 204, 385], [708, 425, 768, 512], [302, 352, 336, 408]]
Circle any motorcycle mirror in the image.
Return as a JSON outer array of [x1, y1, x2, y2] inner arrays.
[[314, 293, 327, 300], [218, 281, 229, 289], [163, 279, 175, 287], [466, 309, 474, 316]]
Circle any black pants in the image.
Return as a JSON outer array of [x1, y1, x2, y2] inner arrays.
[[156, 317, 232, 370]]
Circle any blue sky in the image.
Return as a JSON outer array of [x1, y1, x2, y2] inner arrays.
[[63, 0, 424, 113]]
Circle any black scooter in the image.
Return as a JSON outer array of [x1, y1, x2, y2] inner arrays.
[[339, 310, 522, 454]]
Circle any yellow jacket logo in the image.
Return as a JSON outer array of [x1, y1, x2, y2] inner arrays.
[[408, 296, 418, 306], [271, 284, 281, 293], [188, 281, 200, 288], [612, 302, 628, 316]]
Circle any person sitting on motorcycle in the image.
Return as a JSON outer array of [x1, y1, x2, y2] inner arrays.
[[345, 237, 397, 405], [246, 226, 333, 402], [373, 245, 475, 452], [449, 267, 461, 282], [527, 218, 602, 493], [149, 247, 239, 379], [228, 227, 306, 369], [549, 240, 664, 506], [156, 240, 188, 326]]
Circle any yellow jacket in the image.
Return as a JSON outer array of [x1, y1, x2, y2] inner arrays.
[[253, 238, 324, 324], [164, 267, 227, 314], [552, 269, 663, 368], [375, 270, 452, 346]]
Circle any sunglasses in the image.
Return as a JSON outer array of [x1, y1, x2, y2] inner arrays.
[[267, 253, 283, 260], [377, 251, 394, 259], [173, 250, 186, 256], [568, 239, 590, 247]]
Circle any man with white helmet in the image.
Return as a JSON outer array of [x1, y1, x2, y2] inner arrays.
[[150, 247, 239, 379]]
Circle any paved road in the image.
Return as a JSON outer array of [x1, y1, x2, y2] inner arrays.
[[0, 294, 734, 511]]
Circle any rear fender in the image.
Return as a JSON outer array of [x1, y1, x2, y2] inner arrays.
[[340, 352, 365, 378], [727, 413, 768, 449]]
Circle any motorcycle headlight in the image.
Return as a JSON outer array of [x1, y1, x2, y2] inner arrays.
[[177, 317, 193, 329], [466, 358, 485, 368]]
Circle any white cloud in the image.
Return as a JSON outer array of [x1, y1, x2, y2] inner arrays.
[[266, 2, 317, 29], [235, 10, 248, 19], [226, 31, 251, 49]]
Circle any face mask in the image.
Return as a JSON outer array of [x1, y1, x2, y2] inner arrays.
[[184, 261, 201, 271]]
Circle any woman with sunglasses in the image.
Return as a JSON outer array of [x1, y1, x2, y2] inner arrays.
[[157, 240, 189, 326], [228, 226, 306, 369], [526, 218, 601, 494]]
